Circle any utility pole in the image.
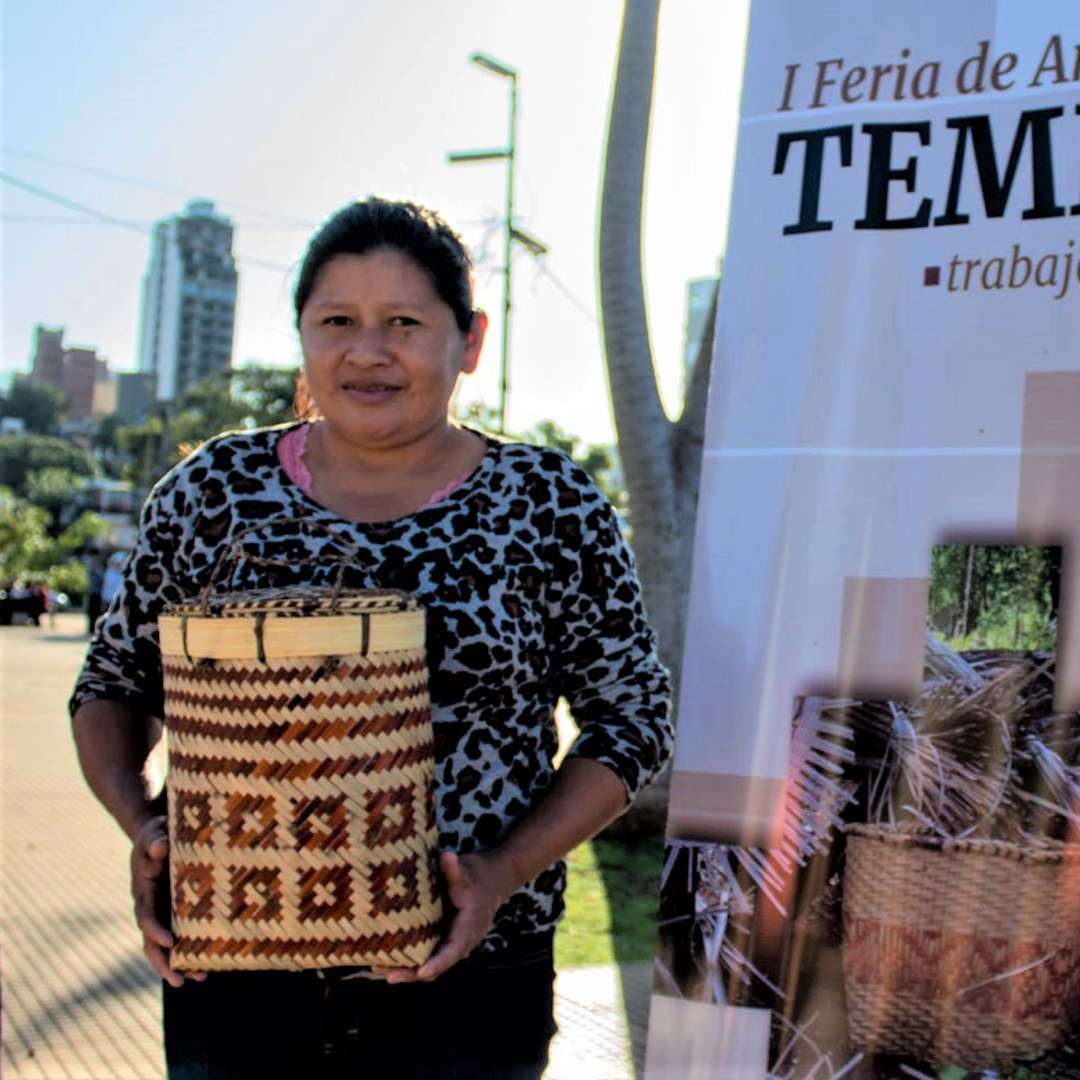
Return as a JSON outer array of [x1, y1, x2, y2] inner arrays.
[[448, 53, 547, 434]]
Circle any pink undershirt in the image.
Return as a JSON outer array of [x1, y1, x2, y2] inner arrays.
[[276, 423, 469, 508]]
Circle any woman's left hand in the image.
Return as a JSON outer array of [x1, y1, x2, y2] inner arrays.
[[374, 849, 513, 984], [374, 758, 628, 985]]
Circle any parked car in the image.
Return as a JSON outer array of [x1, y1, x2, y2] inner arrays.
[[0, 583, 50, 626]]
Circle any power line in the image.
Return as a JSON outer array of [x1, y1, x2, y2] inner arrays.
[[2, 165, 594, 314], [0, 171, 294, 273], [1, 145, 317, 228], [530, 262, 598, 325], [1, 214, 160, 225], [1, 146, 189, 194], [1, 171, 149, 235], [459, 205, 596, 324], [1, 214, 317, 232]]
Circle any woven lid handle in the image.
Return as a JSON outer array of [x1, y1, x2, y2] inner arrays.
[[198, 517, 379, 614]]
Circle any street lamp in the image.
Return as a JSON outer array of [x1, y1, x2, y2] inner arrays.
[[448, 52, 546, 434]]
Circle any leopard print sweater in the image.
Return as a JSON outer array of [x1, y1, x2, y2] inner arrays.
[[71, 424, 672, 949]]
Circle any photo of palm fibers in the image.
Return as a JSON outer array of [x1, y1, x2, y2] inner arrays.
[[655, 543, 1080, 1079]]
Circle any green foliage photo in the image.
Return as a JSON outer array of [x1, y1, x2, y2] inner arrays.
[[929, 543, 1060, 651]]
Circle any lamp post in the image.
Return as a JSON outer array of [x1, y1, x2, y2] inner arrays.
[[448, 52, 546, 434]]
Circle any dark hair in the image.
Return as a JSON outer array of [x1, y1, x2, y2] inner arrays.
[[293, 197, 475, 332]]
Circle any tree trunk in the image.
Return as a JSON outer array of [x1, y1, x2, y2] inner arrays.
[[599, 0, 675, 655], [598, 0, 713, 694], [597, 0, 716, 834]]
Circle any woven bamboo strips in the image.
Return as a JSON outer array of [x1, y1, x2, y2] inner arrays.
[[160, 586, 443, 972]]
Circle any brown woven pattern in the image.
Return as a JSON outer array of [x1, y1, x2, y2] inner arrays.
[[160, 589, 443, 972], [843, 825, 1080, 1067]]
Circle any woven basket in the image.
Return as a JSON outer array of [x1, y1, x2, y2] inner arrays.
[[159, 583, 443, 972], [843, 824, 1080, 1067]]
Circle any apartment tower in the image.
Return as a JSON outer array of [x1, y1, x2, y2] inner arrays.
[[137, 199, 238, 402]]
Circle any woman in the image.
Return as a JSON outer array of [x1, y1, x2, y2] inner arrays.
[[71, 197, 672, 1079]]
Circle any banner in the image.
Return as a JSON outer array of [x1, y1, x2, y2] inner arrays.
[[649, 1, 1080, 1075]]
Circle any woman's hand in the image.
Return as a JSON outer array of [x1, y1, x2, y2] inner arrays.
[[71, 701, 205, 986], [375, 758, 627, 985], [131, 816, 205, 988], [374, 849, 514, 985]]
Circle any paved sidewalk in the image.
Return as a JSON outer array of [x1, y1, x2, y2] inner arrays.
[[1, 615, 651, 1079]]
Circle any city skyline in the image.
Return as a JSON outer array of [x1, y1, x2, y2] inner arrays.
[[2, 1, 750, 444]]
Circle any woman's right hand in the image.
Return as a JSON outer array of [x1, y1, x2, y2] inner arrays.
[[131, 816, 205, 987], [70, 702, 205, 986]]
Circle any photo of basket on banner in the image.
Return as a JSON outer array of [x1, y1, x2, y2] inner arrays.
[[157, 519, 441, 972], [646, 1, 1080, 1078]]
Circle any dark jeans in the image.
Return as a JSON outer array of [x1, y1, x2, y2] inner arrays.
[[163, 932, 557, 1080]]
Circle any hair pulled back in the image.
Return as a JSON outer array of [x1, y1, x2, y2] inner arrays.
[[293, 197, 475, 332]]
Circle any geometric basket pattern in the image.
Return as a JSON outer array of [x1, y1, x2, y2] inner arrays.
[[160, 589, 443, 971], [843, 825, 1080, 1068]]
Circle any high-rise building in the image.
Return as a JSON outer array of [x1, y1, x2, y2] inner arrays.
[[137, 199, 238, 402], [682, 275, 720, 395], [115, 371, 157, 424], [63, 345, 110, 424], [27, 324, 112, 424], [30, 325, 66, 388]]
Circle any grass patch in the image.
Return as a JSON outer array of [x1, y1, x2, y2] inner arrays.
[[555, 834, 664, 969]]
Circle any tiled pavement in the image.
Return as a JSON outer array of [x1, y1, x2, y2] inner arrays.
[[0, 615, 651, 1079]]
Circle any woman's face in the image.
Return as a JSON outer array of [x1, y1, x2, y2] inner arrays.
[[298, 248, 485, 452]]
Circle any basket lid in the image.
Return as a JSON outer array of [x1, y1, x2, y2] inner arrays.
[[159, 586, 425, 661]]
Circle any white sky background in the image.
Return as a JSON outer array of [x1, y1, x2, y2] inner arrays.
[[1, 0, 750, 444]]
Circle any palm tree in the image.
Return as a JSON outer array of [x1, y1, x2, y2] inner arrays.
[[599, 0, 715, 701]]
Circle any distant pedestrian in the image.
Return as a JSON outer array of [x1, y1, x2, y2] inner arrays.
[[86, 558, 105, 635], [101, 553, 124, 606]]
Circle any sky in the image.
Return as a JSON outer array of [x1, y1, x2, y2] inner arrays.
[[2, 0, 751, 445]]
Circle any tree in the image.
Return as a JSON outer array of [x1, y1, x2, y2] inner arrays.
[[0, 487, 103, 596], [25, 467, 92, 536], [0, 434, 97, 496], [929, 542, 1058, 649], [598, 0, 716, 691], [0, 492, 52, 580], [458, 402, 626, 511], [0, 436, 103, 594], [116, 413, 170, 491], [594, 0, 720, 835], [0, 380, 66, 434], [91, 414, 123, 477], [169, 371, 247, 450], [115, 366, 302, 491], [518, 419, 626, 512], [233, 365, 302, 428]]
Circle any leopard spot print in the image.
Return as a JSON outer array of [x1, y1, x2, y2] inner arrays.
[[72, 424, 672, 950]]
